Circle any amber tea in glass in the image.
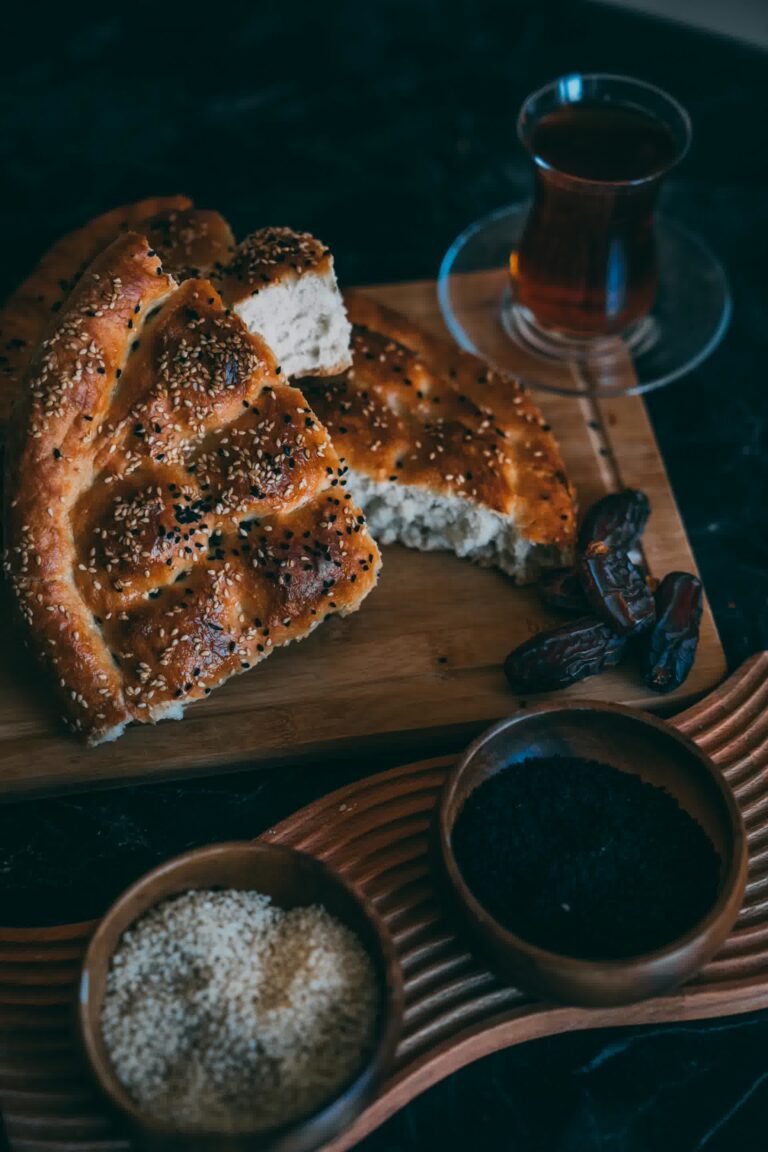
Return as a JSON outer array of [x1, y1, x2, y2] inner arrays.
[[513, 75, 690, 339]]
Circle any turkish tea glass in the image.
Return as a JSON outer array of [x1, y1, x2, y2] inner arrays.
[[437, 72, 731, 395], [512, 74, 690, 349]]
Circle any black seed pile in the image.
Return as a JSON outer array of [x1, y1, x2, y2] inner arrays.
[[452, 756, 722, 960]]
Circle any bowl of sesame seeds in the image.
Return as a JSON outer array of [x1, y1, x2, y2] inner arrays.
[[78, 841, 403, 1152]]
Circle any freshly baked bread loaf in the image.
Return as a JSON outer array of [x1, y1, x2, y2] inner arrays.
[[0, 196, 234, 427], [216, 227, 352, 380], [304, 293, 576, 582], [3, 234, 380, 744]]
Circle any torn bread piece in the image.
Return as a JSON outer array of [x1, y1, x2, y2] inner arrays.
[[216, 227, 352, 380], [3, 234, 380, 745], [304, 292, 576, 583], [0, 196, 234, 428]]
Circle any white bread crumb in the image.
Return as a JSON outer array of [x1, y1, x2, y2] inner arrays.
[[346, 470, 562, 583], [234, 270, 351, 379]]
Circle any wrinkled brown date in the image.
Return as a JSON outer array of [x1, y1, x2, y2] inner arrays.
[[644, 571, 703, 693], [539, 567, 589, 614], [578, 542, 656, 636], [504, 617, 627, 692], [578, 488, 651, 553]]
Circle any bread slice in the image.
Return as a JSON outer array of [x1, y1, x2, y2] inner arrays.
[[216, 227, 352, 380], [3, 234, 380, 744], [0, 196, 234, 429], [304, 293, 576, 583]]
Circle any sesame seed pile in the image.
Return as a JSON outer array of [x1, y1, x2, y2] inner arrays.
[[101, 889, 379, 1133]]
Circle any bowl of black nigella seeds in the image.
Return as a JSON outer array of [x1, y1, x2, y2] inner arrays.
[[437, 701, 747, 1007]]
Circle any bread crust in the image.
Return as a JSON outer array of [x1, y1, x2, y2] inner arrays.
[[4, 235, 380, 744], [306, 291, 576, 552], [142, 207, 235, 281], [216, 227, 333, 304], [0, 197, 234, 428]]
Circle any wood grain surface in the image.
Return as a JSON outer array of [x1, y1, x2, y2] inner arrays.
[[0, 654, 765, 1151], [0, 274, 725, 795]]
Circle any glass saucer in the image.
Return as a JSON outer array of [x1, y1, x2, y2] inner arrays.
[[437, 202, 731, 397]]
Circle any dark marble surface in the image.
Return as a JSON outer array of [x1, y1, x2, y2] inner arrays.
[[1, 0, 768, 1147]]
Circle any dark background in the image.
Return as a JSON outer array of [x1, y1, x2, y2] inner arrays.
[[1, 0, 768, 1147]]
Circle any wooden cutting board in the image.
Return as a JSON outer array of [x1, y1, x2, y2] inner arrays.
[[0, 275, 726, 795], [0, 655, 765, 1152]]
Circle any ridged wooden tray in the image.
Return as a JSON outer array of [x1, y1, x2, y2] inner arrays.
[[1, 654, 767, 1151]]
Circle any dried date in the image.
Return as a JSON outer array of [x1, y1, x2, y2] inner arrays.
[[578, 488, 651, 553], [578, 542, 656, 636], [644, 571, 703, 694], [504, 617, 627, 692], [539, 567, 589, 614]]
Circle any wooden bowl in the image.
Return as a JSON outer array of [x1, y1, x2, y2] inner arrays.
[[437, 701, 748, 1007], [78, 841, 403, 1152]]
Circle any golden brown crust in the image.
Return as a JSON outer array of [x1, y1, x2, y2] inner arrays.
[[3, 236, 380, 744], [0, 197, 234, 428], [306, 291, 576, 550], [216, 226, 333, 305], [142, 208, 235, 282]]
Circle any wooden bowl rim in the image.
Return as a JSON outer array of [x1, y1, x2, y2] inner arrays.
[[437, 699, 748, 988], [78, 840, 403, 1145]]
